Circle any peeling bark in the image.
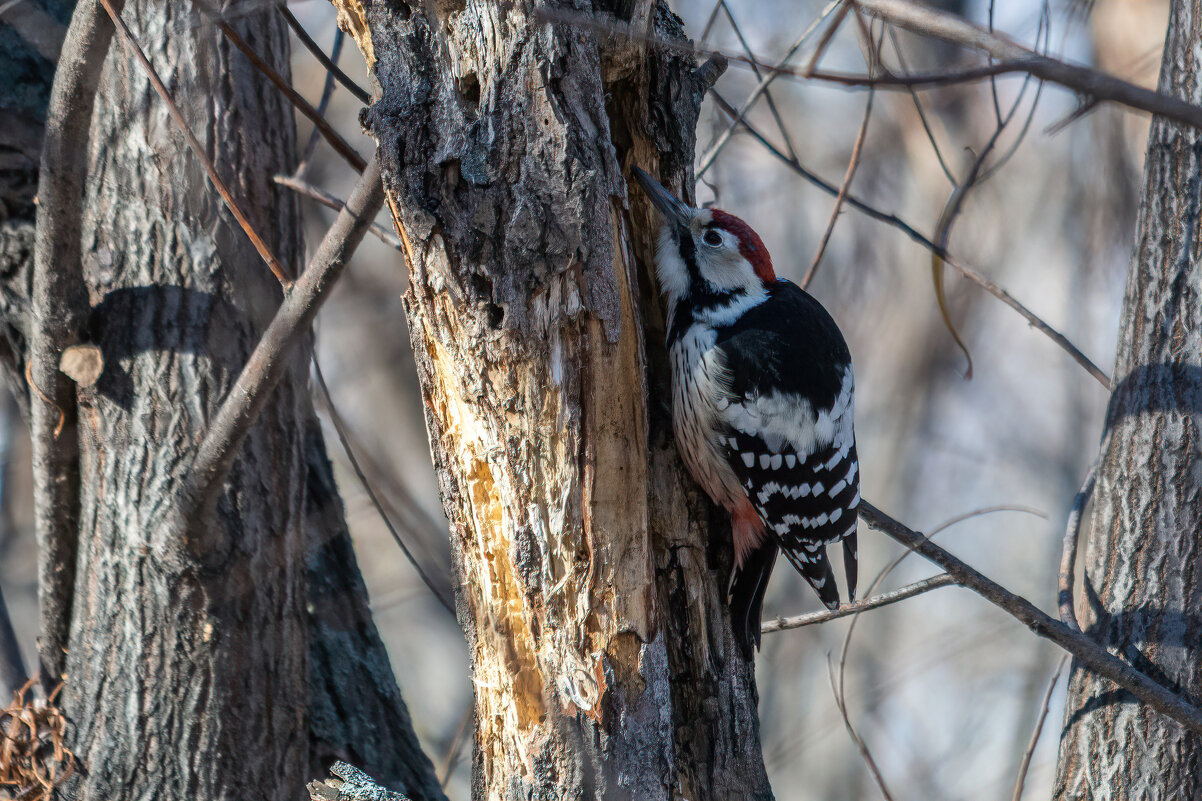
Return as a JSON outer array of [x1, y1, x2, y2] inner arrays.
[[1054, 0, 1202, 797], [339, 2, 771, 799]]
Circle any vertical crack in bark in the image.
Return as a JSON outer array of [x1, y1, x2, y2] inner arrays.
[[341, 1, 768, 798]]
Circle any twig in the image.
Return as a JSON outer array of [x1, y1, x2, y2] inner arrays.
[[802, 86, 874, 289], [695, 2, 840, 177], [312, 358, 454, 614], [1010, 657, 1066, 801], [279, 5, 370, 104], [886, 28, 956, 186], [709, 90, 1112, 389], [718, 0, 799, 164], [1059, 461, 1097, 632], [808, 59, 1029, 88], [762, 573, 954, 633], [31, 0, 124, 689], [179, 155, 385, 537], [542, 3, 1202, 134], [207, 9, 368, 174], [859, 505, 1046, 611], [803, 2, 851, 77], [859, 500, 1202, 735], [296, 26, 345, 177], [438, 704, 472, 789], [829, 549, 899, 801], [274, 174, 404, 250], [0, 585, 28, 699], [851, 0, 1202, 130], [99, 0, 289, 285], [945, 254, 1111, 389]]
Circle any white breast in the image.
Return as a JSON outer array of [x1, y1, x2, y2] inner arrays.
[[670, 324, 745, 512]]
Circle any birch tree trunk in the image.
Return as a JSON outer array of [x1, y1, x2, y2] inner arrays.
[[335, 2, 772, 799], [1, 3, 443, 799], [1054, 0, 1202, 796]]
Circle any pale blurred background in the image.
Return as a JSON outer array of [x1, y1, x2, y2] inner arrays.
[[0, 0, 1169, 797]]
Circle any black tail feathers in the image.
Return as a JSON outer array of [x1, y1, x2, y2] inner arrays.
[[843, 530, 858, 602], [781, 548, 840, 611], [728, 541, 778, 659]]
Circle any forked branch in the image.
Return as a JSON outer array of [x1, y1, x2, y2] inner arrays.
[[859, 501, 1202, 734], [850, 0, 1202, 129]]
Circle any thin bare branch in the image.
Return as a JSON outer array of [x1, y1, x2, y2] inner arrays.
[[279, 5, 371, 104], [312, 357, 454, 614], [1010, 657, 1066, 801], [99, 0, 290, 285], [699, 0, 724, 43], [862, 505, 1046, 605], [886, 28, 956, 186], [803, 86, 874, 289], [543, 3, 1202, 134], [178, 155, 385, 538], [1060, 461, 1097, 632], [828, 655, 898, 801], [808, 60, 1028, 88], [31, 0, 124, 688], [274, 174, 404, 250], [762, 573, 955, 633], [718, 0, 799, 163], [694, 2, 840, 177], [804, 2, 851, 77], [710, 90, 1112, 389], [438, 704, 473, 789], [296, 26, 345, 177], [945, 254, 1111, 389], [859, 500, 1202, 735], [830, 547, 899, 801], [852, 0, 1202, 130], [206, 8, 367, 173]]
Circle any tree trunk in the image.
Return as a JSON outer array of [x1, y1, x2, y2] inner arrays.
[[0, 3, 443, 799], [1054, 1, 1202, 796], [337, 2, 772, 799]]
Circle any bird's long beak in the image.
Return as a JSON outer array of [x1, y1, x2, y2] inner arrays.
[[631, 166, 691, 229]]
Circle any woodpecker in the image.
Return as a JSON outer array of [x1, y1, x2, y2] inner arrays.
[[632, 167, 860, 657]]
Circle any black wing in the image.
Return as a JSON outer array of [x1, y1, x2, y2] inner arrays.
[[716, 281, 860, 612]]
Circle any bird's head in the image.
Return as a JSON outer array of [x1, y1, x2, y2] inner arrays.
[[632, 166, 776, 310]]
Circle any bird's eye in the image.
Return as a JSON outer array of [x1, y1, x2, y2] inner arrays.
[[702, 229, 723, 247]]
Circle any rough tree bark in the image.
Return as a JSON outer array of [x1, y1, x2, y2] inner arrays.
[[335, 2, 771, 799], [1054, 0, 1202, 796], [1, 3, 442, 799]]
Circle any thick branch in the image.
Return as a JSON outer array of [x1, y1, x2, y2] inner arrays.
[[30, 0, 123, 687], [178, 155, 384, 547], [859, 501, 1202, 735], [852, 0, 1202, 129]]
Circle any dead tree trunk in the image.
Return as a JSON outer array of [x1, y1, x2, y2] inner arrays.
[[336, 2, 772, 799], [0, 3, 443, 799], [1054, 0, 1202, 796]]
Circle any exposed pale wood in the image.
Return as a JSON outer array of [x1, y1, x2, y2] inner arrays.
[[336, 1, 771, 798]]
